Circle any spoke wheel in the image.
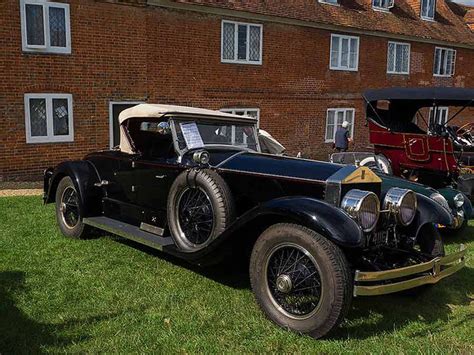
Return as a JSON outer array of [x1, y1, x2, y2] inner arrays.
[[60, 186, 80, 229], [265, 243, 323, 319], [176, 187, 214, 246]]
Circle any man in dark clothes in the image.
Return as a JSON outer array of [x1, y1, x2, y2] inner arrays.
[[334, 121, 352, 152]]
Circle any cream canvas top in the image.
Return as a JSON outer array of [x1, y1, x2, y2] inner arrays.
[[117, 104, 258, 153]]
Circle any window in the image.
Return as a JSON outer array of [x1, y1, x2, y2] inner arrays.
[[421, 0, 436, 20], [221, 20, 262, 64], [325, 108, 355, 142], [220, 108, 260, 146], [20, 0, 71, 54], [319, 0, 339, 5], [330, 34, 359, 71], [220, 108, 260, 122], [433, 47, 456, 77], [429, 107, 449, 125], [373, 0, 395, 10], [24, 94, 73, 143], [387, 41, 410, 74]]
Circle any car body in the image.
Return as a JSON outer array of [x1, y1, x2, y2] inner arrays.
[[44, 104, 466, 339], [330, 151, 473, 231], [363, 87, 474, 202]]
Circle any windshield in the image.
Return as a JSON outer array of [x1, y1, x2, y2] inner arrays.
[[172, 119, 259, 153]]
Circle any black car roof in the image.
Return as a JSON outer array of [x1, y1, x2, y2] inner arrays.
[[363, 87, 474, 106]]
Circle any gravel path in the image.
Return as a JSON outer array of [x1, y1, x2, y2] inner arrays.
[[0, 181, 43, 197], [0, 189, 43, 197]]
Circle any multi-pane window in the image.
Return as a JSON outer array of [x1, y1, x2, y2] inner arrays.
[[24, 94, 73, 143], [20, 0, 71, 54], [421, 0, 436, 20], [433, 47, 456, 77], [220, 108, 259, 145], [221, 20, 262, 64], [330, 34, 359, 71], [387, 42, 410, 74], [325, 108, 355, 142], [373, 0, 395, 10], [429, 107, 449, 125], [319, 0, 339, 5]]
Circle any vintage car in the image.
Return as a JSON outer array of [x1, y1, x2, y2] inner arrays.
[[330, 152, 473, 232], [362, 87, 474, 202], [44, 104, 467, 339]]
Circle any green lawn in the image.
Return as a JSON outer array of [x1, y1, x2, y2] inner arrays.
[[1, 196, 473, 353]]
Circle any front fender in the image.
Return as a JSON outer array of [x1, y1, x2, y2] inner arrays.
[[44, 160, 101, 217], [403, 193, 454, 238], [234, 196, 365, 248]]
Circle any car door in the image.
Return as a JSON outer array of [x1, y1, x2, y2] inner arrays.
[[404, 134, 430, 162]]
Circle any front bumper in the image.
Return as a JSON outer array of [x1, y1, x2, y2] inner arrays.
[[353, 245, 467, 296]]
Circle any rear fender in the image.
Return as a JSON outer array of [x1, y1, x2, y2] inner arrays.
[[44, 161, 102, 217]]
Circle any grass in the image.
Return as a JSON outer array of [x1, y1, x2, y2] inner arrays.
[[0, 196, 473, 353]]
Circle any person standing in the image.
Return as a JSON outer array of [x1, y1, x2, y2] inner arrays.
[[334, 121, 352, 152]]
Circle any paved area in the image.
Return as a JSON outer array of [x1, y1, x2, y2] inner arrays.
[[0, 181, 43, 197]]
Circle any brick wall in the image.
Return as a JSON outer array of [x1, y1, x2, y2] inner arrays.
[[0, 0, 473, 180]]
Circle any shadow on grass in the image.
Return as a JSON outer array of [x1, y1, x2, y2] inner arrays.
[[0, 271, 125, 353], [442, 223, 473, 246], [107, 231, 473, 340]]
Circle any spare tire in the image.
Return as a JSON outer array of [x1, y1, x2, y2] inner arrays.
[[167, 169, 235, 253]]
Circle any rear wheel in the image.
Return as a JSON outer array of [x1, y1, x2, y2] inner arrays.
[[250, 223, 352, 339], [55, 176, 89, 239]]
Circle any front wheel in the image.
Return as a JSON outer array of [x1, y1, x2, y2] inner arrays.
[[249, 223, 352, 339], [55, 176, 89, 239]]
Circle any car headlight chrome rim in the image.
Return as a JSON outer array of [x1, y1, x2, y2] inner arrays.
[[454, 193, 465, 208], [341, 189, 380, 232], [384, 188, 417, 226]]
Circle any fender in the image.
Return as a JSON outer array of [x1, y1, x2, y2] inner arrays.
[[234, 196, 365, 248], [165, 196, 364, 264], [403, 193, 454, 238], [44, 160, 102, 217]]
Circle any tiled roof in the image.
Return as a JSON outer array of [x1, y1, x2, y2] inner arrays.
[[164, 0, 474, 47]]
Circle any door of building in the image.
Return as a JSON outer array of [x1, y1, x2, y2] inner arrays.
[[109, 101, 143, 148]]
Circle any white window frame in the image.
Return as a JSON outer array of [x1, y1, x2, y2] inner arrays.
[[24, 93, 74, 143], [20, 0, 71, 54], [325, 108, 355, 143], [318, 0, 340, 6], [429, 106, 449, 125], [329, 34, 360, 72], [220, 108, 260, 146], [387, 41, 410, 75], [221, 20, 263, 65], [433, 47, 456, 77], [372, 0, 395, 11], [420, 0, 436, 21]]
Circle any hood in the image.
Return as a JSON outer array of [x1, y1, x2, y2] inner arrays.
[[215, 151, 344, 182], [379, 174, 437, 197]]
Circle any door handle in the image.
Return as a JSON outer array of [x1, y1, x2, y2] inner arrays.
[[155, 175, 166, 179], [94, 180, 110, 187]]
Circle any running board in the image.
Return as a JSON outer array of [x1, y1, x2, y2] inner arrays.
[[83, 216, 175, 250]]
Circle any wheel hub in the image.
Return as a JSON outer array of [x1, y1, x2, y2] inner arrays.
[[276, 274, 292, 293]]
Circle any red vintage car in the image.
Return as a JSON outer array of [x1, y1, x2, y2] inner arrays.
[[362, 87, 474, 201]]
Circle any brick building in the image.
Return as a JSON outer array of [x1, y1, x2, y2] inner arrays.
[[1, 0, 473, 180]]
